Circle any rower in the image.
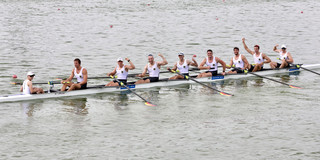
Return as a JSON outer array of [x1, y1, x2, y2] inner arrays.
[[135, 53, 168, 84], [242, 38, 271, 72], [227, 47, 250, 74], [270, 44, 294, 69], [61, 58, 88, 91], [196, 49, 226, 78], [167, 52, 198, 79], [105, 57, 135, 86], [20, 72, 44, 94]]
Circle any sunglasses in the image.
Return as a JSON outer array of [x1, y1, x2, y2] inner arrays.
[[281, 48, 286, 49], [29, 75, 35, 77]]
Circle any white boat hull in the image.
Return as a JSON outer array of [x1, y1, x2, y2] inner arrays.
[[0, 64, 319, 103]]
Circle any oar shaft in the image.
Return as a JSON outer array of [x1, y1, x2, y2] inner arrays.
[[300, 66, 320, 76], [112, 78, 152, 104]]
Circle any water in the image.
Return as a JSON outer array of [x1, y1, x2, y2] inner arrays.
[[0, 0, 320, 159]]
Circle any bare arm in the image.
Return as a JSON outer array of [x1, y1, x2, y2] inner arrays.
[[28, 81, 35, 94], [168, 63, 178, 72], [198, 58, 209, 70], [227, 58, 233, 69], [157, 53, 168, 66], [67, 69, 75, 81], [286, 52, 294, 64], [125, 58, 135, 70], [242, 55, 250, 70], [107, 67, 117, 76], [273, 44, 281, 53], [20, 86, 23, 92], [79, 68, 88, 85], [189, 57, 198, 67], [216, 57, 226, 72], [242, 38, 254, 55], [262, 53, 271, 64], [138, 65, 148, 77]]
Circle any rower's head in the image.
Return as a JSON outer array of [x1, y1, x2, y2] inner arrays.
[[27, 71, 35, 80], [281, 44, 287, 51], [74, 58, 81, 68], [148, 54, 154, 63], [117, 57, 124, 66], [254, 45, 260, 53], [178, 52, 184, 60], [233, 47, 239, 55], [207, 49, 213, 58]]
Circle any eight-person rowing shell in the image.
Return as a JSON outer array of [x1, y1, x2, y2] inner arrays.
[[197, 49, 226, 78], [105, 57, 135, 86], [61, 58, 88, 91], [135, 53, 168, 84], [167, 52, 198, 79], [270, 44, 294, 69], [20, 71, 44, 94], [242, 38, 271, 72], [226, 47, 250, 74]]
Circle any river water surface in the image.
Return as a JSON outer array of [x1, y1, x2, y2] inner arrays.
[[0, 0, 319, 159]]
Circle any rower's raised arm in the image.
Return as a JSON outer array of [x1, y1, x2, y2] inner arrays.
[[273, 44, 281, 53], [190, 57, 198, 67], [157, 53, 168, 66], [242, 38, 254, 55], [125, 58, 135, 70]]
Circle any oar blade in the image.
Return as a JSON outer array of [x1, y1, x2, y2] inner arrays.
[[145, 102, 156, 107], [289, 85, 302, 89], [219, 92, 233, 96]]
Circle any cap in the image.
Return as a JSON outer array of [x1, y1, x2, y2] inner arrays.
[[27, 71, 35, 76], [178, 52, 184, 56], [148, 54, 153, 57], [117, 57, 123, 62], [281, 44, 286, 49]]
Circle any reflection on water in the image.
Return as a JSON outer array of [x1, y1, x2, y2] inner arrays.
[[21, 102, 37, 117], [62, 98, 88, 115]]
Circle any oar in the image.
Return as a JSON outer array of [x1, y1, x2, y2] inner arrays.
[[277, 58, 320, 76], [111, 76, 156, 107], [56, 68, 201, 80], [294, 64, 320, 76], [11, 81, 61, 85], [245, 70, 302, 89], [170, 70, 233, 96]]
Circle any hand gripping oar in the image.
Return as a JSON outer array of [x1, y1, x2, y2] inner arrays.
[[244, 70, 302, 89], [170, 70, 234, 96], [277, 58, 320, 76], [110, 76, 156, 107]]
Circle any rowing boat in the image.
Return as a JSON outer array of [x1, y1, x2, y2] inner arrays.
[[1, 64, 319, 103]]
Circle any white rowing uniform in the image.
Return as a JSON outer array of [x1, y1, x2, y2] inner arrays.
[[148, 62, 160, 77], [279, 51, 288, 60], [253, 53, 264, 67], [116, 65, 128, 80], [22, 79, 31, 95], [74, 67, 85, 83], [177, 59, 189, 74], [206, 57, 218, 71], [233, 54, 244, 68]]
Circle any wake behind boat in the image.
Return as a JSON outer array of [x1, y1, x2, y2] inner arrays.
[[1, 64, 319, 103]]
